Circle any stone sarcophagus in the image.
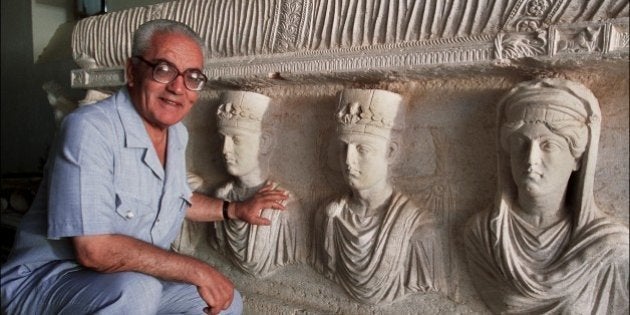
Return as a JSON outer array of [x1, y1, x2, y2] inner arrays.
[[70, 0, 628, 313]]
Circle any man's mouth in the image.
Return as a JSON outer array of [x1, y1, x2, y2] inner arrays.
[[161, 97, 181, 107]]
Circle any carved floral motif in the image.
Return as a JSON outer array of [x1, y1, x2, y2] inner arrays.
[[276, 0, 303, 52], [526, 0, 550, 16]]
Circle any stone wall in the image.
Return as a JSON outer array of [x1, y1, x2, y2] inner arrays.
[[70, 0, 628, 313]]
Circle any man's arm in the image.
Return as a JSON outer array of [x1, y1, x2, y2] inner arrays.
[[186, 181, 288, 225], [73, 234, 233, 314]]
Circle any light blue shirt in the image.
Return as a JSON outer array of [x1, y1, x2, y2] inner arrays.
[[1, 87, 191, 290]]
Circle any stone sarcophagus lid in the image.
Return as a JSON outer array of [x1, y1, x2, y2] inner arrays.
[[71, 0, 629, 88], [70, 0, 628, 314]]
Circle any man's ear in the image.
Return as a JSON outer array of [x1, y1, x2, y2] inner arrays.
[[388, 140, 399, 162], [125, 58, 135, 87], [260, 132, 273, 155]]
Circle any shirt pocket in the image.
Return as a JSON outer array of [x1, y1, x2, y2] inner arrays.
[[114, 193, 155, 240]]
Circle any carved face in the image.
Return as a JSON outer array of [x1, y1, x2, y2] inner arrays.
[[507, 123, 579, 199], [219, 127, 261, 178], [126, 32, 203, 130], [338, 132, 390, 191]]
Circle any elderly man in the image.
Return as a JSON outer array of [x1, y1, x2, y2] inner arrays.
[[312, 89, 444, 304], [1, 19, 287, 315]]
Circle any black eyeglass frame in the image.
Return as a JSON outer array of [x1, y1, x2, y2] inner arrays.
[[132, 55, 208, 91]]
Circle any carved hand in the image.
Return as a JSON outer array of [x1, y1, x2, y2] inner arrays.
[[232, 181, 288, 225]]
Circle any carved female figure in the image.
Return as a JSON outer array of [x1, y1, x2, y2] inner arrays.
[[313, 89, 444, 304], [211, 91, 306, 278], [465, 78, 629, 314]]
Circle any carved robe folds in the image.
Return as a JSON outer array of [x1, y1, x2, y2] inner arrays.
[[466, 206, 629, 314], [212, 182, 305, 278], [313, 192, 443, 304]]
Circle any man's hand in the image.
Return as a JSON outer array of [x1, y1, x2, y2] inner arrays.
[[196, 267, 235, 315], [231, 181, 288, 225]]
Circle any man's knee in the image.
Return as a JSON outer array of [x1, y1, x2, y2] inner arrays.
[[108, 272, 163, 304], [221, 289, 243, 315]]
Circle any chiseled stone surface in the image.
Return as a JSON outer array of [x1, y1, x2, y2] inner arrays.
[[465, 78, 629, 314], [73, 1, 628, 313], [172, 72, 628, 314], [210, 91, 307, 278], [311, 89, 445, 304], [70, 0, 628, 88]]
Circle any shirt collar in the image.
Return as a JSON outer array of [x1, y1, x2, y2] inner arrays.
[[116, 87, 151, 149]]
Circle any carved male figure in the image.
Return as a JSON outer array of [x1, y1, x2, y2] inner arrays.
[[211, 91, 306, 278], [465, 78, 629, 314], [312, 89, 444, 304]]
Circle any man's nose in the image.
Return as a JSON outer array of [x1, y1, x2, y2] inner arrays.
[[166, 74, 186, 94]]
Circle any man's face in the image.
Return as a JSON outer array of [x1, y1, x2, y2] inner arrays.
[[219, 127, 261, 177], [338, 132, 390, 191], [127, 32, 203, 130], [507, 123, 578, 198]]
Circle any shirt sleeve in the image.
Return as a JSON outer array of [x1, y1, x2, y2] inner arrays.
[[47, 108, 116, 239]]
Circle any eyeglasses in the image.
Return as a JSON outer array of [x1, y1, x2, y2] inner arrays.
[[133, 56, 208, 91]]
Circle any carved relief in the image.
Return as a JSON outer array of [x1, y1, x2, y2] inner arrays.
[[210, 91, 307, 278], [465, 79, 629, 314], [301, 0, 554, 50], [275, 0, 305, 52], [501, 0, 627, 32], [495, 31, 548, 59], [70, 68, 126, 89], [312, 89, 445, 304], [69, 0, 627, 88], [617, 30, 630, 48], [555, 26, 604, 54], [609, 22, 630, 52], [72, 0, 629, 67], [503, 0, 555, 32]]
